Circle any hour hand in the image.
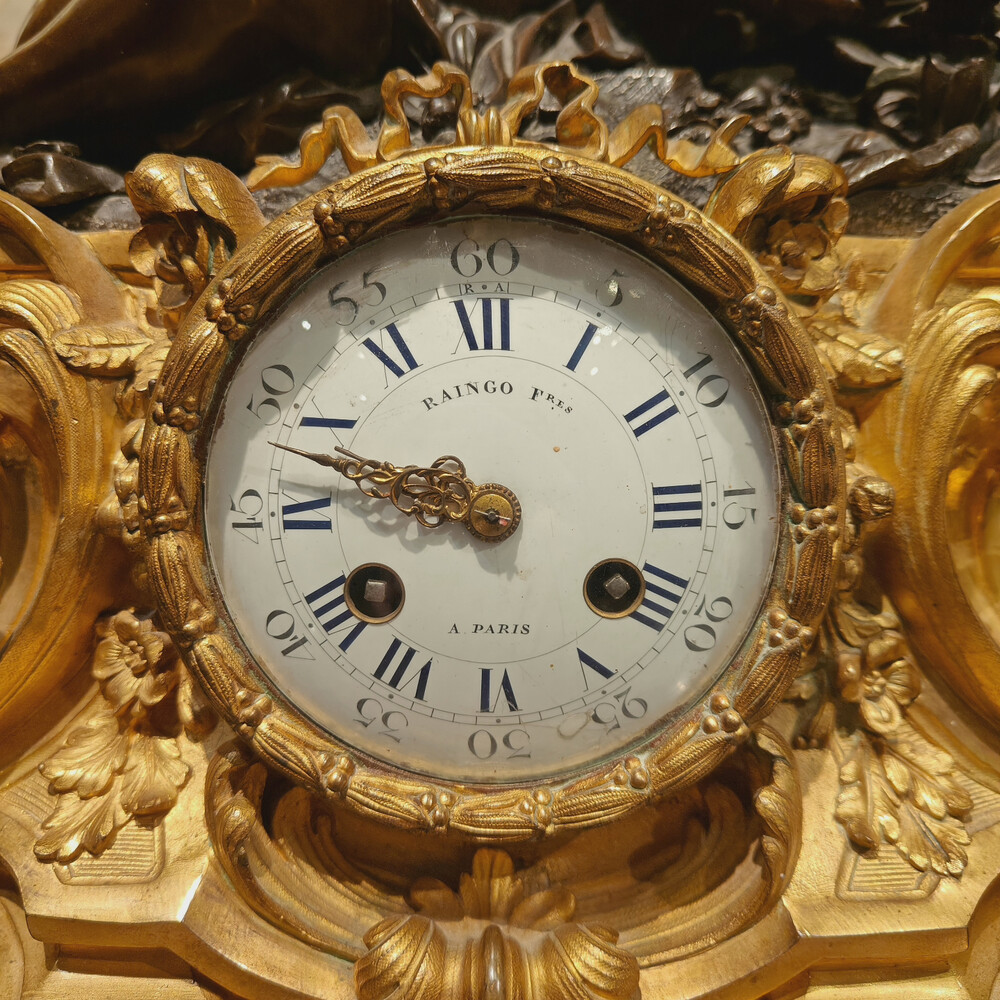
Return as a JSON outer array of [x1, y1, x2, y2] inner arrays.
[[270, 442, 520, 542]]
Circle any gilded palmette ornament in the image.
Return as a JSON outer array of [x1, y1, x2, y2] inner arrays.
[[355, 849, 640, 1000]]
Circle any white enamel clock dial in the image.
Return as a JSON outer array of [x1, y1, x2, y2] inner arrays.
[[204, 216, 780, 782]]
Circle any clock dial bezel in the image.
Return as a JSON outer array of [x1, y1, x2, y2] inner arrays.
[[140, 145, 843, 839]]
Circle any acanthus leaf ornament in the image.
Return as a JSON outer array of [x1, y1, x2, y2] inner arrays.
[[0, 158, 246, 859], [705, 148, 849, 305], [0, 192, 154, 761], [34, 608, 212, 863], [355, 848, 640, 1000], [783, 446, 992, 876], [127, 154, 265, 334], [122, 58, 843, 995], [204, 728, 801, 985], [702, 143, 911, 399]]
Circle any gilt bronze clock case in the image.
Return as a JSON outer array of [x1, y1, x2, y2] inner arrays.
[[141, 141, 844, 839]]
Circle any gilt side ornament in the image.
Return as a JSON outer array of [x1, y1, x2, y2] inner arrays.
[[0, 57, 998, 1000]]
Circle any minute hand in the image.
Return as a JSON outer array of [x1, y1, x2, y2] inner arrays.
[[269, 442, 521, 542]]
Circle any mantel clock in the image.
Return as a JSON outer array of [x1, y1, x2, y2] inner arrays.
[[1, 53, 999, 1000]]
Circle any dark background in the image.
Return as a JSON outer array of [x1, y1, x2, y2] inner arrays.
[[1, 0, 998, 232]]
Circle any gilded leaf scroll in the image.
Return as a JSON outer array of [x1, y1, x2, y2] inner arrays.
[[127, 154, 265, 334], [704, 145, 908, 396], [14, 158, 257, 860], [786, 462, 988, 876], [706, 148, 849, 304], [699, 109, 1000, 879], [0, 193, 149, 757], [35, 610, 209, 863]]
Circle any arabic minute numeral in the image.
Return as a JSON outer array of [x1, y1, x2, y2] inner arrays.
[[722, 483, 758, 530], [683, 594, 735, 652], [596, 269, 625, 307], [450, 238, 520, 278], [354, 697, 409, 744], [229, 488, 264, 542], [328, 269, 387, 325], [246, 363, 295, 425], [681, 353, 730, 408], [264, 609, 313, 658], [467, 728, 531, 760], [591, 687, 648, 731]]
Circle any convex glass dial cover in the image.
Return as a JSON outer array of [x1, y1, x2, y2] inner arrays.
[[204, 216, 780, 782]]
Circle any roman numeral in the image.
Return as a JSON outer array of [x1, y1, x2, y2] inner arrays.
[[300, 415, 357, 430], [454, 299, 511, 351], [373, 637, 431, 701], [566, 322, 598, 371], [304, 574, 362, 646], [577, 648, 615, 685], [281, 493, 332, 530], [631, 563, 688, 631], [480, 668, 519, 712], [624, 388, 678, 437], [362, 322, 419, 378], [652, 483, 703, 529]]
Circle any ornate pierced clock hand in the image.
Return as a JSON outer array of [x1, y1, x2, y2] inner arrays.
[[270, 441, 521, 542]]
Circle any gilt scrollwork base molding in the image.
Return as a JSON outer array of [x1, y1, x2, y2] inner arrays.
[[205, 726, 800, 998]]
